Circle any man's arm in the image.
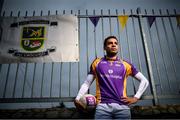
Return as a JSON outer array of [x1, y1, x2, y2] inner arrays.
[[121, 72, 149, 105], [75, 74, 94, 100], [134, 72, 149, 99], [74, 74, 94, 110]]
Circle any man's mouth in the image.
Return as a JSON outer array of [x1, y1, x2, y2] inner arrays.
[[111, 48, 117, 51]]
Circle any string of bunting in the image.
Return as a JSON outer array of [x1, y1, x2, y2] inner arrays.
[[147, 16, 156, 28], [89, 17, 100, 27], [118, 15, 129, 31], [176, 16, 180, 28], [88, 15, 180, 30]]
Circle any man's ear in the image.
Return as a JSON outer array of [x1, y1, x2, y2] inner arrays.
[[104, 50, 106, 55]]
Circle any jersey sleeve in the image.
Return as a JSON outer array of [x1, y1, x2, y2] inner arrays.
[[89, 63, 95, 75], [89, 58, 101, 75], [123, 60, 139, 77]]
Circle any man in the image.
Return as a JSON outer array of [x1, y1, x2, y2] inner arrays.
[[74, 36, 149, 119]]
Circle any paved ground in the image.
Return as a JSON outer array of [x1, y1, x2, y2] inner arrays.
[[0, 104, 180, 119]]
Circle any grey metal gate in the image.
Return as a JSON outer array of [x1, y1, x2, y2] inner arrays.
[[0, 8, 180, 107]]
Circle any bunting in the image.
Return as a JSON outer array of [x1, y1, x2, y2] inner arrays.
[[176, 16, 180, 28], [89, 17, 100, 27], [147, 16, 156, 28], [118, 16, 129, 31]]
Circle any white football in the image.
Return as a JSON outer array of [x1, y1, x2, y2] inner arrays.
[[79, 94, 96, 110]]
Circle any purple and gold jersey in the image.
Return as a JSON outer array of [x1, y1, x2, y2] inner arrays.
[[90, 57, 138, 105]]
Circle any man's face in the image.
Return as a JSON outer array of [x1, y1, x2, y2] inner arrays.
[[104, 38, 119, 56]]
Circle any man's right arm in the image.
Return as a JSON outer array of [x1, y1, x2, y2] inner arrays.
[[75, 74, 95, 100], [74, 74, 94, 110]]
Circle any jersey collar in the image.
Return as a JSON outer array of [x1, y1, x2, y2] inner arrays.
[[104, 55, 120, 61]]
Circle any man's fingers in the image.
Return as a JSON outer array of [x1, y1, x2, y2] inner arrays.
[[121, 97, 128, 101], [74, 100, 86, 111], [121, 97, 139, 105], [74, 100, 89, 113], [121, 96, 127, 99], [121, 97, 131, 104]]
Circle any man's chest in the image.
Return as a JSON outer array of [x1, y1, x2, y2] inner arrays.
[[96, 60, 126, 78]]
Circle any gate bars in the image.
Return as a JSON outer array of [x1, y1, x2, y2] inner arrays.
[[0, 8, 180, 106]]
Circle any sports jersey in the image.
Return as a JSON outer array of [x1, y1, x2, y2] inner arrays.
[[89, 56, 138, 105]]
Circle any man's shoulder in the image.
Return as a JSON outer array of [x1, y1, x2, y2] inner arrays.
[[90, 57, 103, 71], [92, 57, 103, 64], [122, 59, 139, 72], [122, 59, 136, 69], [122, 59, 132, 65]]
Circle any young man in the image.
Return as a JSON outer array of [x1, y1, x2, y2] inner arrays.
[[74, 36, 149, 119]]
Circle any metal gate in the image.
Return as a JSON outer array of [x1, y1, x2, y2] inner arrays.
[[0, 8, 180, 108]]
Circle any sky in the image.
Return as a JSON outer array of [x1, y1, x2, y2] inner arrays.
[[1, 0, 180, 15]]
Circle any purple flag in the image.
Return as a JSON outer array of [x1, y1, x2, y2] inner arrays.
[[176, 16, 180, 29], [147, 16, 156, 28], [89, 17, 100, 27]]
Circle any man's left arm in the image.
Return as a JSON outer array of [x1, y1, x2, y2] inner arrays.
[[121, 72, 149, 105], [134, 72, 149, 99]]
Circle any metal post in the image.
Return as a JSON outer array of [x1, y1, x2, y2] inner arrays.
[[0, 0, 4, 72], [0, 0, 4, 15], [137, 8, 158, 105]]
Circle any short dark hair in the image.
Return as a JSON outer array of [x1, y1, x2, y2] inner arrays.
[[103, 36, 118, 49]]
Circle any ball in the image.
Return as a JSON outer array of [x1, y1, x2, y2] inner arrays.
[[79, 94, 96, 111]]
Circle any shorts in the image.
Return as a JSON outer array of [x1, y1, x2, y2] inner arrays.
[[95, 103, 131, 119]]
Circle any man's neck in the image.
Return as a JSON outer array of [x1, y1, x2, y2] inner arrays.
[[105, 55, 117, 61]]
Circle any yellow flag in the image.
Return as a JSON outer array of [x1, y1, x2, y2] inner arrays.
[[118, 16, 129, 31]]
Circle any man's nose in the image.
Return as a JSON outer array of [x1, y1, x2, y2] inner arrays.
[[112, 43, 116, 47]]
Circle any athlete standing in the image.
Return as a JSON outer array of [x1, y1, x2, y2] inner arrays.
[[74, 36, 149, 119]]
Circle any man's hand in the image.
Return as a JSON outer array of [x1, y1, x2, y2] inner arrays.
[[74, 99, 87, 112], [121, 97, 139, 105]]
